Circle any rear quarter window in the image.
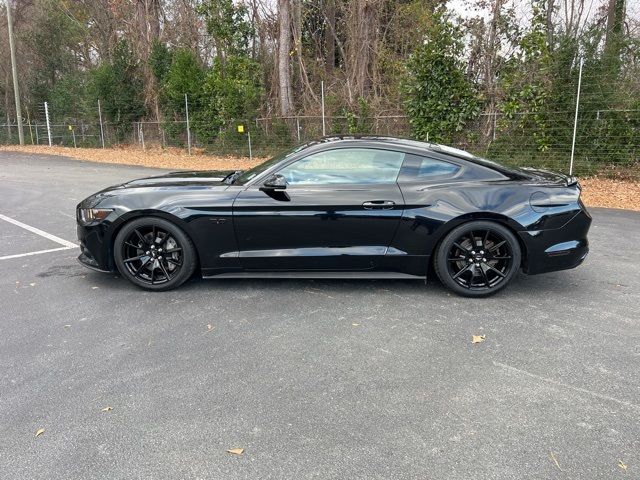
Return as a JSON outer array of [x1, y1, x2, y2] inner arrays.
[[399, 154, 461, 181]]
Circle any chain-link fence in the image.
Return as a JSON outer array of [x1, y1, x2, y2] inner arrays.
[[2, 107, 638, 177]]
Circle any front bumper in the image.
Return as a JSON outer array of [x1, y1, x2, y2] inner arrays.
[[77, 223, 114, 272], [520, 208, 591, 275]]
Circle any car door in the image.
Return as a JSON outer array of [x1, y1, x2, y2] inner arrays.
[[232, 147, 406, 271]]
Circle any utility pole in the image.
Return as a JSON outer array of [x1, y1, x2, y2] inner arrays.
[[5, 0, 24, 145]]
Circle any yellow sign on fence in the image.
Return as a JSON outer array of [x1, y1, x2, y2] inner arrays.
[[237, 125, 244, 134]]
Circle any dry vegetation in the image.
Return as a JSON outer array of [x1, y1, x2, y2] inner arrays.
[[0, 145, 265, 171], [1, 145, 638, 212]]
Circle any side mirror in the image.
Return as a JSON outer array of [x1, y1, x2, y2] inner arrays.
[[261, 174, 287, 190]]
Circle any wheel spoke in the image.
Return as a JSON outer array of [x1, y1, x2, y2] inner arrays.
[[480, 267, 491, 288], [124, 241, 142, 250], [166, 258, 182, 267], [164, 247, 182, 254], [489, 240, 506, 252], [133, 229, 148, 246], [132, 258, 150, 277], [159, 261, 172, 281], [150, 265, 156, 284], [159, 232, 170, 246], [123, 254, 144, 263], [492, 255, 511, 260], [448, 257, 466, 262], [453, 242, 469, 253], [482, 230, 490, 249], [452, 264, 472, 280], [486, 264, 506, 278]]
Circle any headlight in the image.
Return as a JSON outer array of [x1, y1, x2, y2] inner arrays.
[[78, 208, 114, 225]]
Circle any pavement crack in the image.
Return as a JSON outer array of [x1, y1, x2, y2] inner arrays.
[[493, 361, 640, 412]]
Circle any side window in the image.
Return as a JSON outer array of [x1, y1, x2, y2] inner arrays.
[[278, 148, 405, 185], [399, 154, 461, 181], [416, 157, 460, 177]]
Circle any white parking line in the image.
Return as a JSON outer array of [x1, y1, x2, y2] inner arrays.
[[0, 213, 77, 248], [0, 246, 75, 261]]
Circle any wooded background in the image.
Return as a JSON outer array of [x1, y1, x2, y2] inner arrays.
[[0, 0, 638, 174]]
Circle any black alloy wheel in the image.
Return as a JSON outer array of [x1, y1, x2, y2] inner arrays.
[[434, 221, 521, 297], [114, 217, 197, 291]]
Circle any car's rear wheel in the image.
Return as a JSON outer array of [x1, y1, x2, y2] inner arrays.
[[434, 221, 521, 298], [114, 217, 197, 291]]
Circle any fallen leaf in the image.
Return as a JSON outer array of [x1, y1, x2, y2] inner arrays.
[[101, 406, 113, 412], [550, 451, 561, 471], [472, 335, 486, 344], [352, 323, 360, 326], [35, 428, 45, 437], [206, 324, 214, 331], [618, 460, 627, 471], [29, 283, 36, 287], [91, 286, 99, 290], [226, 448, 244, 455]]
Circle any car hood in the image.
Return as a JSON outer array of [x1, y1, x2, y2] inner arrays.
[[77, 170, 237, 209], [122, 170, 237, 187]]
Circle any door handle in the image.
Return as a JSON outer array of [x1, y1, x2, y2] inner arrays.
[[362, 200, 396, 210]]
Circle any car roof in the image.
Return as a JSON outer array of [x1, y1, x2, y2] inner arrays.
[[317, 136, 472, 159]]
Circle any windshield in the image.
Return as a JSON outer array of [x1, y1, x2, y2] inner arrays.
[[233, 142, 318, 184]]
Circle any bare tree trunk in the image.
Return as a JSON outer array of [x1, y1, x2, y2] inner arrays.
[[278, 0, 293, 117], [324, 0, 335, 76], [345, 0, 380, 105], [135, 0, 162, 120], [483, 0, 504, 141], [292, 0, 319, 106], [604, 0, 625, 70], [546, 0, 555, 49]]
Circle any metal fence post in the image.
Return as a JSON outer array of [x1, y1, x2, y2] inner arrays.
[[493, 112, 497, 141], [247, 130, 252, 160], [569, 57, 583, 176], [98, 100, 105, 148], [185, 94, 191, 155], [321, 81, 326, 136], [44, 102, 52, 146], [139, 122, 146, 150]]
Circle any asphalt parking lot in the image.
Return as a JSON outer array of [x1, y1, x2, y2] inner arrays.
[[1, 151, 639, 479]]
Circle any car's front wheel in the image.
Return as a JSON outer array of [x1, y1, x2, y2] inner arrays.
[[114, 217, 197, 291], [434, 220, 521, 297]]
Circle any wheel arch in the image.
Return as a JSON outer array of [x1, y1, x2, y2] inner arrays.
[[107, 210, 201, 272], [428, 212, 528, 275]]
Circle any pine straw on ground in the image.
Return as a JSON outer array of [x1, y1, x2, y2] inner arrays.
[[1, 145, 638, 212], [0, 145, 265, 171]]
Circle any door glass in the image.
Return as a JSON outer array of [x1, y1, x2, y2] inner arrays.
[[278, 148, 404, 185]]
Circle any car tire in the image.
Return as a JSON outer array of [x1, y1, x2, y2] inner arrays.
[[114, 217, 197, 291], [434, 220, 521, 298]]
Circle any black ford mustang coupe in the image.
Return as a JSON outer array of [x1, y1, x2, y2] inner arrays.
[[77, 136, 591, 297]]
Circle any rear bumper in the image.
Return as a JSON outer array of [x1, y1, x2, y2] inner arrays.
[[520, 208, 591, 275]]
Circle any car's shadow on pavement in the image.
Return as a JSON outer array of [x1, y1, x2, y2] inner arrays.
[[77, 262, 586, 300]]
